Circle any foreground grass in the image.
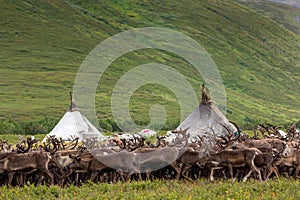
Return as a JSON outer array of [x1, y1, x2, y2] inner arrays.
[[0, 179, 299, 200]]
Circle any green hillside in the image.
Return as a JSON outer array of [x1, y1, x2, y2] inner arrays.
[[1, 0, 300, 133], [236, 0, 300, 35], [268, 0, 300, 9]]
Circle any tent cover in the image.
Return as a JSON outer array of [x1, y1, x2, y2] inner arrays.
[[176, 85, 237, 140], [43, 101, 105, 143]]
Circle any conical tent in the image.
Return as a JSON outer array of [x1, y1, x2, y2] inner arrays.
[[43, 94, 106, 143], [176, 85, 236, 140]]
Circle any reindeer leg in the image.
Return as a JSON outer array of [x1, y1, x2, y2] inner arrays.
[[254, 167, 262, 182], [266, 166, 280, 180], [170, 162, 181, 180], [146, 172, 151, 181], [51, 170, 62, 184], [7, 171, 15, 187], [42, 168, 54, 185], [242, 169, 254, 182], [227, 164, 235, 182], [233, 168, 242, 182], [111, 171, 117, 184], [36, 173, 45, 186], [59, 169, 74, 186], [75, 172, 79, 186], [294, 166, 300, 179], [249, 157, 262, 182], [263, 167, 268, 180], [110, 172, 115, 184], [210, 167, 223, 182], [16, 173, 23, 187], [182, 164, 194, 182], [125, 171, 134, 182], [244, 162, 262, 182], [137, 173, 143, 181], [90, 171, 98, 182]]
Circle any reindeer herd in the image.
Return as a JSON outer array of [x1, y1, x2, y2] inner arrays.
[[0, 122, 300, 187]]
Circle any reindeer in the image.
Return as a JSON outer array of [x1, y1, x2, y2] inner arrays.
[[133, 147, 182, 180], [64, 150, 139, 184], [203, 148, 262, 182], [254, 152, 279, 180], [175, 147, 208, 181], [272, 149, 300, 179], [0, 151, 54, 186]]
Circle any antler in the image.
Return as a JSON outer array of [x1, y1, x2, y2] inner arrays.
[[42, 136, 58, 154], [286, 122, 297, 142], [172, 127, 189, 147], [229, 121, 241, 133], [253, 129, 260, 140], [16, 137, 37, 153], [150, 136, 165, 148]]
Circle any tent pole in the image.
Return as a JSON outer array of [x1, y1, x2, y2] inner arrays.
[[69, 92, 74, 111], [201, 84, 211, 105], [70, 92, 73, 104]]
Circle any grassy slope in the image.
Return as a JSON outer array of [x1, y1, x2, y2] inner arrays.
[[1, 0, 108, 120], [268, 0, 300, 9], [1, 0, 300, 132], [236, 0, 300, 35]]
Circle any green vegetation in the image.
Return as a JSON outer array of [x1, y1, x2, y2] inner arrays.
[[0, 133, 45, 144], [1, 0, 300, 133], [0, 117, 58, 134], [0, 179, 299, 200], [236, 0, 300, 35]]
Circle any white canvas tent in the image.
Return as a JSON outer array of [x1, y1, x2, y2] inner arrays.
[[43, 94, 106, 143], [176, 85, 236, 140]]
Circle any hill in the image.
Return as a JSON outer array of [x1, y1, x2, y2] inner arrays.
[[236, 0, 300, 35], [1, 0, 300, 133], [268, 0, 300, 8]]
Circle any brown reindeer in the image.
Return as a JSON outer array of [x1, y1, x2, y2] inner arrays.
[[0, 151, 54, 186], [272, 149, 300, 179], [203, 148, 262, 182]]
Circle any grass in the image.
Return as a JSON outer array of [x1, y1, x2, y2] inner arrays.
[[0, 179, 299, 199], [1, 134, 45, 142], [236, 0, 300, 35], [1, 0, 300, 133]]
